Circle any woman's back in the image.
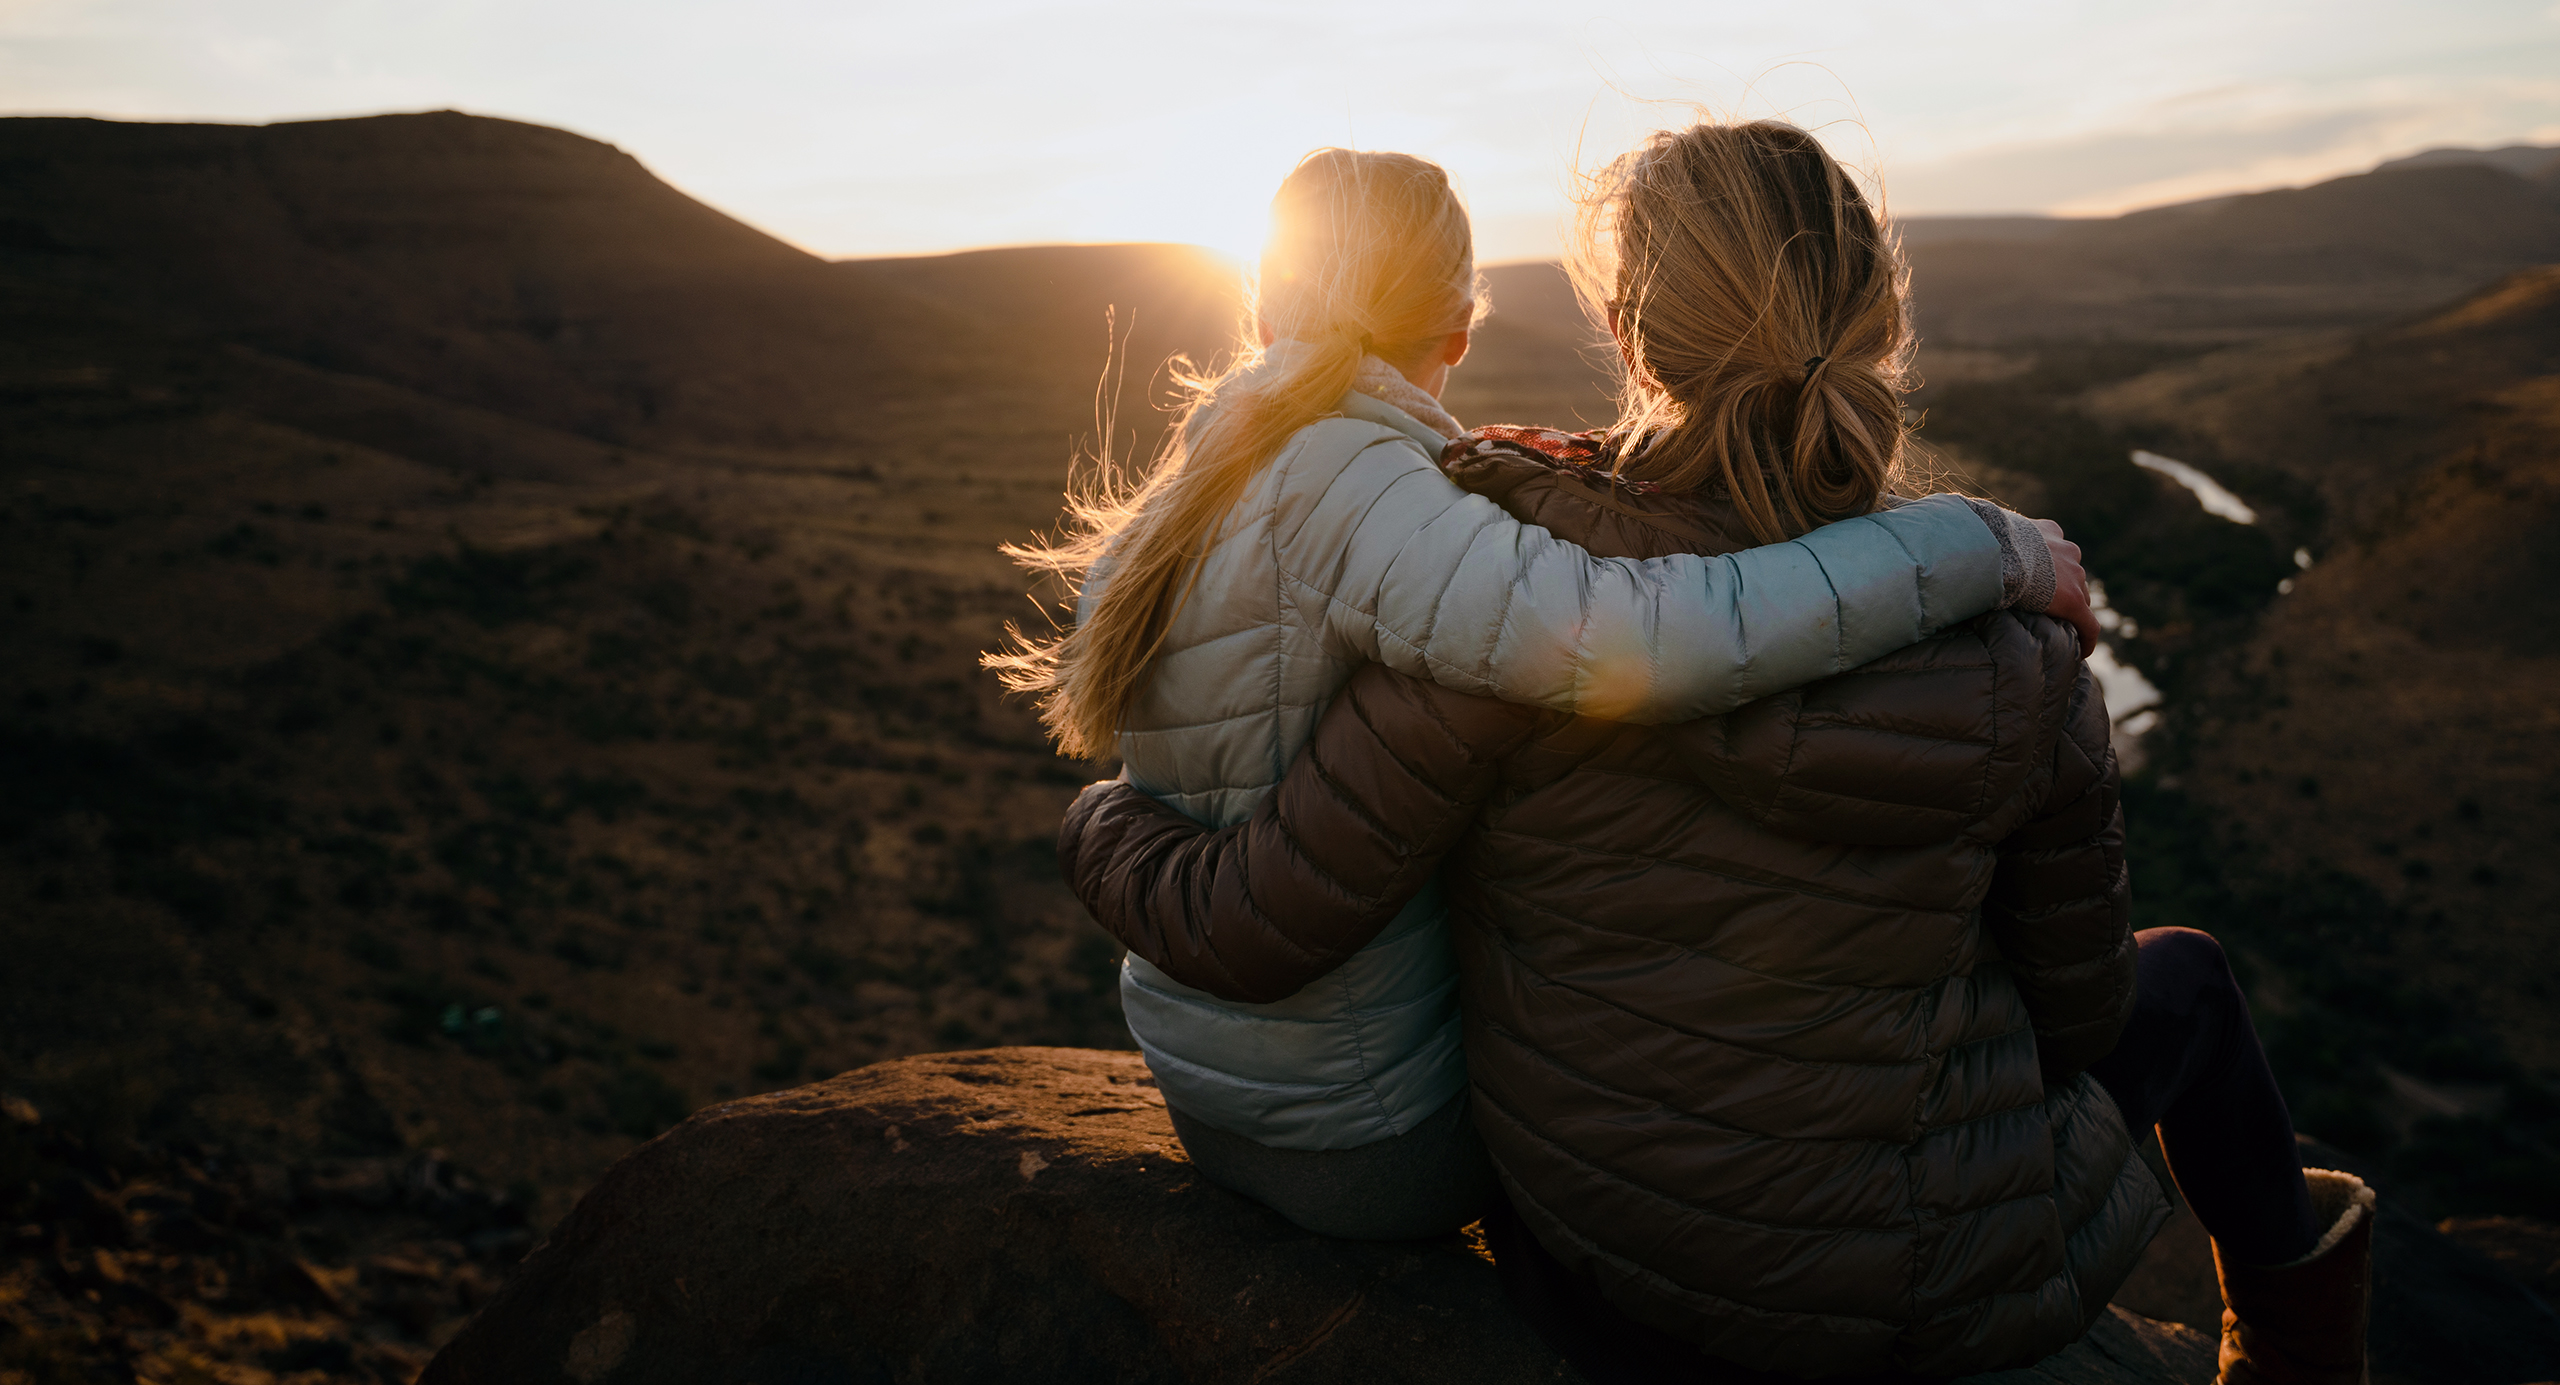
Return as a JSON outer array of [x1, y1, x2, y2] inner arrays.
[[1440, 439, 2163, 1376]]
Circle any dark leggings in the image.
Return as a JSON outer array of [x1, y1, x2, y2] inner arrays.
[[2089, 926, 2321, 1267]]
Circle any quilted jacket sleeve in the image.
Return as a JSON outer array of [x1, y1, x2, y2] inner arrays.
[[1981, 647, 2138, 1084], [1275, 429, 2011, 724], [1058, 663, 1537, 1004]]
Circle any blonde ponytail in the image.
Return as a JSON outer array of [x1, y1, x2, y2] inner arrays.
[[1570, 121, 1909, 543], [987, 149, 1484, 759]]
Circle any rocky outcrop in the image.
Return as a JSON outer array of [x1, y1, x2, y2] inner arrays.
[[423, 1048, 2220, 1385]]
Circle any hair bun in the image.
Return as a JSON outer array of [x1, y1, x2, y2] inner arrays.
[[1565, 120, 1907, 543]]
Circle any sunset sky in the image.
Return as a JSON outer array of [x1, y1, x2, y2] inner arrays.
[[4, 0, 2555, 263]]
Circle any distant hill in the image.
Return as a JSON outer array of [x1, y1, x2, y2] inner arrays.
[[2089, 263, 2560, 533], [1893, 215, 2070, 249], [2375, 143, 2560, 180], [1463, 148, 2560, 393], [1903, 159, 2560, 345], [0, 112, 977, 469], [0, 111, 1242, 480]]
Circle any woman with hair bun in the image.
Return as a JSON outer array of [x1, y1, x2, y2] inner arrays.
[[1058, 124, 2370, 1383], [997, 144, 2089, 1245]]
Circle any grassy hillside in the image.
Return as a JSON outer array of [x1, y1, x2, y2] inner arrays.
[[2093, 268, 2560, 1081], [0, 112, 1251, 1374]]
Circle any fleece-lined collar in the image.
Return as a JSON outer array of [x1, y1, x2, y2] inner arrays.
[[1344, 354, 1464, 441], [1247, 340, 1466, 445]]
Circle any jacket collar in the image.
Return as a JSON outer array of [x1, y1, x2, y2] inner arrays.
[[1339, 352, 1464, 444], [1245, 339, 1464, 453], [1339, 388, 1458, 456]]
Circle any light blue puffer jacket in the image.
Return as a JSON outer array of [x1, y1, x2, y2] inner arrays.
[[1087, 385, 2010, 1150]]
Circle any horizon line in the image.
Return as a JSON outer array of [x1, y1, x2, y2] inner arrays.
[[8, 106, 2550, 265]]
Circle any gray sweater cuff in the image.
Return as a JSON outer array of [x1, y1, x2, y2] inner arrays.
[[1963, 498, 2057, 612]]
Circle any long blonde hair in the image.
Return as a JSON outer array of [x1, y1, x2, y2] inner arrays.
[[987, 149, 1485, 759], [1571, 121, 1909, 541]]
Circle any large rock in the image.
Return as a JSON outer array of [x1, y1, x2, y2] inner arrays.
[[423, 1048, 2217, 1385]]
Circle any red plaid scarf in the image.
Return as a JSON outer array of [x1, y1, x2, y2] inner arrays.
[[1440, 425, 1671, 495]]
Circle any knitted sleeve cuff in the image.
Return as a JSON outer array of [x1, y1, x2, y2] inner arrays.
[[1964, 497, 2057, 612]]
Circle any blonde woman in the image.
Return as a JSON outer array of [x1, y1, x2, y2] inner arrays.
[[994, 148, 2094, 1241]]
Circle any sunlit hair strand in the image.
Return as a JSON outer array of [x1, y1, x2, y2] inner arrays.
[[985, 149, 1485, 759]]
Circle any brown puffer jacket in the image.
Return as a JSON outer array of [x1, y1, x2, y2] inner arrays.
[[1061, 437, 2169, 1379]]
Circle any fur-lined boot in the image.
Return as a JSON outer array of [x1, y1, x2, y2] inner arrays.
[[2214, 1168, 2377, 1385]]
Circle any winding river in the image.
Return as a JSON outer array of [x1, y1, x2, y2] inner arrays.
[[2090, 450, 2309, 770]]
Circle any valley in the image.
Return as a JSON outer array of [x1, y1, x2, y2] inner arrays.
[[1, 112, 2555, 1378]]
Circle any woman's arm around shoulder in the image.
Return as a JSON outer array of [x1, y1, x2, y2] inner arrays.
[[1279, 434, 2090, 725], [1059, 662, 1536, 1003]]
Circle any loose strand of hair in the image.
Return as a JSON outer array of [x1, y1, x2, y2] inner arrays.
[[989, 147, 1481, 759]]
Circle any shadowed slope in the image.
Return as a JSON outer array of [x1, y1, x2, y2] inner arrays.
[[0, 111, 984, 462], [2094, 268, 2560, 1071], [1907, 163, 2560, 345]]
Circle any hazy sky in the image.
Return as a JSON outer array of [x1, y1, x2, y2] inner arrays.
[[5, 0, 2556, 263]]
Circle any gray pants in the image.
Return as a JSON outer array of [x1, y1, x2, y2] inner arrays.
[[1167, 1087, 1498, 1240]]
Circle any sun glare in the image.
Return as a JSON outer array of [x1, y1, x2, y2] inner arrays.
[[1114, 180, 1268, 270], [1066, 134, 1306, 270]]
